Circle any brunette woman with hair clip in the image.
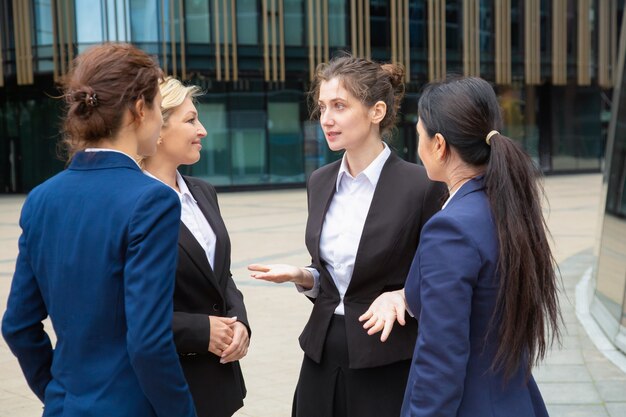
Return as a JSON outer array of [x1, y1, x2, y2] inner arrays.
[[386, 76, 561, 417], [2, 44, 196, 417], [248, 55, 445, 417]]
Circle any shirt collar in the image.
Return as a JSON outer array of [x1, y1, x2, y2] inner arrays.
[[175, 172, 197, 203], [336, 142, 391, 191], [142, 170, 197, 203], [84, 148, 141, 168]]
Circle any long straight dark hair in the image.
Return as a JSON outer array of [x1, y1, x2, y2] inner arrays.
[[418, 77, 561, 379]]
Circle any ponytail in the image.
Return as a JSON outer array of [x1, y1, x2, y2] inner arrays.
[[484, 133, 561, 379]]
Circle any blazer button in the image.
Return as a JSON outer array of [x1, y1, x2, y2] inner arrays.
[[212, 303, 220, 312]]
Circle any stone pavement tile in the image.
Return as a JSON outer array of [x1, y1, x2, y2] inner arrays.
[[0, 397, 43, 417], [605, 402, 626, 417], [588, 361, 626, 381], [558, 335, 582, 349], [595, 380, 626, 402], [539, 382, 602, 404], [546, 405, 609, 417], [583, 348, 614, 363], [544, 349, 585, 365], [533, 364, 592, 383], [579, 334, 598, 350]]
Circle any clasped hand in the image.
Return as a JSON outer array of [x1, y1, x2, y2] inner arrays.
[[358, 289, 407, 342], [208, 316, 249, 364]]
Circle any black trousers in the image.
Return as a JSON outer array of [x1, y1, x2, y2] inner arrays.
[[292, 315, 411, 417]]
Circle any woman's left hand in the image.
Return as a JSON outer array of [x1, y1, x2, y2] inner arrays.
[[358, 289, 407, 342], [220, 321, 250, 364]]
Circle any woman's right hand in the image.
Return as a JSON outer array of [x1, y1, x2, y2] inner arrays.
[[248, 264, 313, 288], [208, 316, 236, 357]]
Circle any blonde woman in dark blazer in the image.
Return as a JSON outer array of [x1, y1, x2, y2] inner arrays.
[[143, 77, 250, 417], [248, 56, 444, 417]]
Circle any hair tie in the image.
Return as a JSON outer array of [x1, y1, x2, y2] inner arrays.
[[486, 130, 499, 146]]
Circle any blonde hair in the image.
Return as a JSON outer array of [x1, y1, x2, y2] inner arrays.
[[159, 77, 203, 125]]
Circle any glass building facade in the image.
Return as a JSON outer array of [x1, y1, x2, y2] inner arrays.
[[592, 6, 626, 354], [0, 0, 623, 192]]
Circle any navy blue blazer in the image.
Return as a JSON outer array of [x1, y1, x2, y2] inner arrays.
[[2, 151, 196, 417], [401, 178, 549, 417]]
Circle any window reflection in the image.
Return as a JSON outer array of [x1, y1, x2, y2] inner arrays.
[[193, 101, 231, 186], [285, 0, 305, 46], [268, 99, 305, 182], [75, 0, 105, 44], [130, 0, 159, 42], [237, 0, 259, 45], [593, 15, 626, 345], [329, 0, 346, 47], [34, 0, 53, 45], [185, 0, 211, 43]]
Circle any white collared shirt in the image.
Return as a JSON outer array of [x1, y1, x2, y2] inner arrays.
[[84, 148, 141, 168], [299, 143, 391, 315], [441, 179, 471, 210], [144, 170, 217, 268]]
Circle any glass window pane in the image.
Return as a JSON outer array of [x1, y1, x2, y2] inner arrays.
[[230, 109, 267, 184], [75, 0, 105, 44], [550, 86, 602, 171], [284, 0, 304, 46], [237, 0, 259, 45], [192, 102, 231, 186], [185, 0, 211, 43], [34, 0, 54, 45], [130, 0, 160, 42], [268, 101, 304, 182], [329, 0, 346, 47]]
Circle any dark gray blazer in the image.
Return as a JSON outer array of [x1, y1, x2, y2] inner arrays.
[[299, 151, 445, 369], [173, 175, 249, 417]]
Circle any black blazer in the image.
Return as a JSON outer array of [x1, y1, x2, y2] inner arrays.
[[299, 152, 444, 369], [172, 176, 250, 417]]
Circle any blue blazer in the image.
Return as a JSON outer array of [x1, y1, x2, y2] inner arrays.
[[2, 151, 196, 417], [401, 178, 549, 417]]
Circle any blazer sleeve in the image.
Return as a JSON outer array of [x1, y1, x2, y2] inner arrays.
[[172, 311, 211, 354], [124, 185, 196, 417], [203, 181, 251, 336], [225, 274, 251, 337], [404, 215, 481, 417], [1, 198, 53, 402]]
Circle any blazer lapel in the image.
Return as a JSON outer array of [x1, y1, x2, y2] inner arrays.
[[178, 222, 223, 298], [307, 161, 341, 266], [348, 153, 402, 293], [187, 180, 229, 281]]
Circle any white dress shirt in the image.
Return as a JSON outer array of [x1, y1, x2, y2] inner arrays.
[[299, 144, 391, 315], [144, 170, 217, 268], [441, 179, 471, 210]]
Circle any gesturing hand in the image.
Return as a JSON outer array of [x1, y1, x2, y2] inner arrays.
[[248, 264, 314, 289], [208, 316, 236, 357], [358, 289, 407, 342], [248, 263, 301, 283], [220, 321, 250, 364]]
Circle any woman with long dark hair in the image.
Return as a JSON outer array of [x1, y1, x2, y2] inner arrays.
[[396, 77, 560, 416]]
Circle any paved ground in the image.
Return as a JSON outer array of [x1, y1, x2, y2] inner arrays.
[[0, 173, 624, 417]]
